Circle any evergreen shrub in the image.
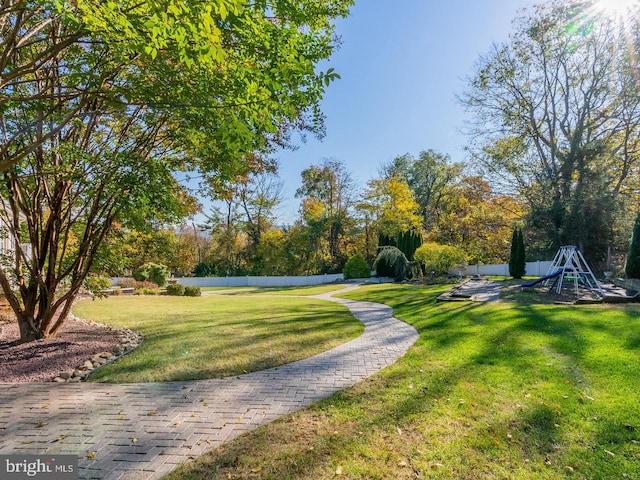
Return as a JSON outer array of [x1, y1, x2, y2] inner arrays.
[[343, 254, 371, 279], [626, 212, 640, 278], [166, 284, 185, 296], [184, 286, 202, 297]]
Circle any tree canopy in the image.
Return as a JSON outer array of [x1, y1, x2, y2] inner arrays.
[[463, 0, 640, 268], [0, 0, 353, 342]]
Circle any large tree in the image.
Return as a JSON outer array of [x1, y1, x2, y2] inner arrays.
[[201, 168, 283, 275], [0, 0, 352, 342], [463, 0, 640, 269], [295, 159, 356, 272], [382, 150, 464, 231], [357, 175, 422, 245], [431, 176, 525, 264]]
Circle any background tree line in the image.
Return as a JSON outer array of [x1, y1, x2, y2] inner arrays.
[[3, 0, 640, 343]]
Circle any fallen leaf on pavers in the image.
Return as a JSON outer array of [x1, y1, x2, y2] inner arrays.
[[196, 441, 202, 446], [236, 418, 242, 423], [206, 438, 211, 444], [86, 452, 96, 459], [173, 421, 182, 427], [203, 402, 209, 407], [147, 411, 158, 416], [21, 441, 33, 445], [41, 404, 50, 409], [54, 435, 67, 442], [251, 466, 262, 473], [131, 438, 138, 444], [117, 416, 125, 421], [35, 422, 47, 428], [335, 465, 343, 475]]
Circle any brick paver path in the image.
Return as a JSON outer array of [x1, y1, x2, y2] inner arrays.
[[0, 285, 418, 479]]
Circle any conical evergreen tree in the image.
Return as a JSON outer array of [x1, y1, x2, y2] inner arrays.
[[626, 212, 640, 278], [509, 227, 526, 278], [518, 228, 526, 277]]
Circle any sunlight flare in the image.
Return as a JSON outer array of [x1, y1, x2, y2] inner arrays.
[[594, 0, 640, 16]]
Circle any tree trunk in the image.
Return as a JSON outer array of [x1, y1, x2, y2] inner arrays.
[[17, 314, 38, 343]]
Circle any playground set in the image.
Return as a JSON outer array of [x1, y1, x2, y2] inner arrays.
[[522, 245, 637, 302]]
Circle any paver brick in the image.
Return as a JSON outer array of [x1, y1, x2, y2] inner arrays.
[[0, 285, 418, 479]]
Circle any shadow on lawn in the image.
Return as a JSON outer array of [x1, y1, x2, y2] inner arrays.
[[165, 285, 640, 479]]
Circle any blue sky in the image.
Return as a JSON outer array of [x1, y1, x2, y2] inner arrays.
[[268, 0, 537, 223]]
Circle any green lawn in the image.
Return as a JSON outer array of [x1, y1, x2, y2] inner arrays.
[[73, 295, 363, 383], [165, 283, 640, 480]]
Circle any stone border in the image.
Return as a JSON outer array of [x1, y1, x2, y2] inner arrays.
[[53, 315, 143, 383]]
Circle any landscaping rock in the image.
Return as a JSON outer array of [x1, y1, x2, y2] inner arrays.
[[52, 319, 143, 383]]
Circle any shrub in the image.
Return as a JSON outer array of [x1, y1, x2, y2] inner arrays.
[[343, 254, 371, 279], [134, 287, 160, 295], [184, 286, 201, 297], [83, 273, 112, 297], [166, 284, 185, 296], [374, 246, 409, 281], [120, 278, 158, 290], [414, 242, 466, 275], [133, 263, 170, 287], [626, 212, 640, 278], [118, 277, 137, 289]]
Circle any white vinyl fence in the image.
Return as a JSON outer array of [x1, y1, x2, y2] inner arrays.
[[174, 273, 345, 288], [462, 261, 554, 277]]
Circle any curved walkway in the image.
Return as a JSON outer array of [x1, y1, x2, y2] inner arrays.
[[0, 285, 418, 480]]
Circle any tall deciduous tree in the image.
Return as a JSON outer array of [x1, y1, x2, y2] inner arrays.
[[296, 159, 356, 272], [0, 0, 352, 342], [463, 0, 640, 269], [358, 176, 422, 241], [431, 176, 524, 264], [383, 150, 463, 231]]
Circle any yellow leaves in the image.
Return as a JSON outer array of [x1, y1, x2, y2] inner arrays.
[[86, 452, 96, 459], [361, 176, 421, 237], [35, 421, 47, 428], [301, 197, 326, 222], [147, 411, 158, 416], [251, 466, 262, 473]]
